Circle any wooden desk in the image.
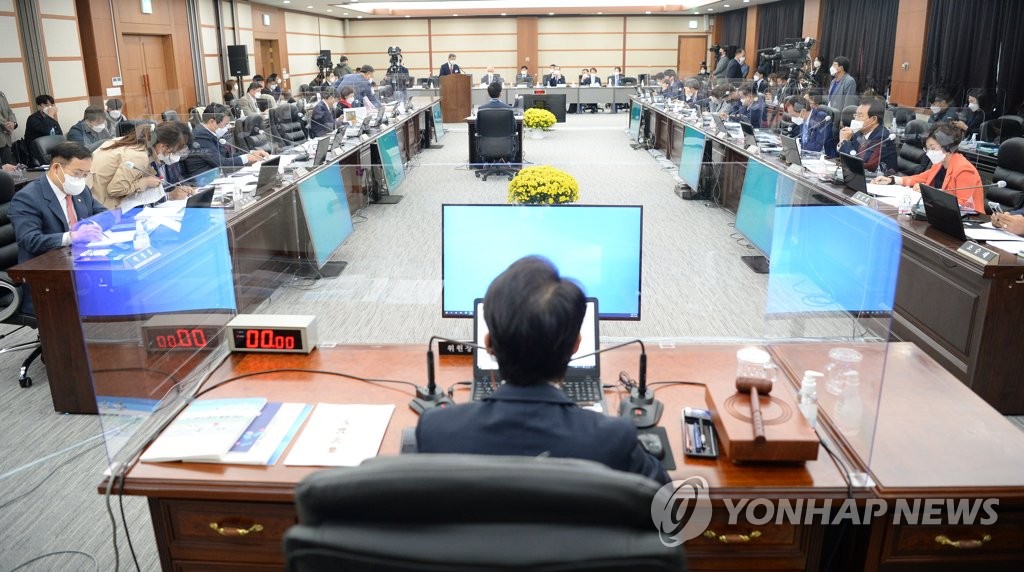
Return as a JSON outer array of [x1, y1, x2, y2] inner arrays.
[[635, 98, 1024, 414], [6, 105, 436, 414], [465, 115, 524, 166], [113, 343, 1024, 571]]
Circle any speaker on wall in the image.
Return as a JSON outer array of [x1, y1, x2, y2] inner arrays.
[[227, 45, 249, 77]]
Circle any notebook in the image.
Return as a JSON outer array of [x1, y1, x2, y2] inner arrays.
[[920, 184, 969, 241], [472, 298, 603, 406]]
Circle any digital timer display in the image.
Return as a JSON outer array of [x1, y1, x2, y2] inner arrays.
[[232, 328, 304, 351], [144, 327, 221, 352]]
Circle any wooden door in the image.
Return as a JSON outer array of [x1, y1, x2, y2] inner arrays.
[[121, 34, 174, 118], [256, 40, 279, 78], [677, 35, 709, 77]]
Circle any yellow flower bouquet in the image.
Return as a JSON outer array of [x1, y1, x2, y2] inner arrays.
[[507, 166, 580, 205], [523, 108, 557, 130]]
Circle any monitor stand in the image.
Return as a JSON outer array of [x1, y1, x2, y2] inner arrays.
[[740, 255, 769, 274], [373, 194, 403, 204], [294, 260, 348, 279]]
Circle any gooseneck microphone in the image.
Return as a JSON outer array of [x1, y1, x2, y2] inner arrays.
[[218, 137, 252, 156], [849, 132, 897, 158], [573, 339, 662, 428], [259, 129, 306, 151], [412, 336, 485, 414], [122, 161, 156, 179]]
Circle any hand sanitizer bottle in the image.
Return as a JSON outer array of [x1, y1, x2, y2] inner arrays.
[[798, 370, 823, 428], [133, 220, 150, 251]]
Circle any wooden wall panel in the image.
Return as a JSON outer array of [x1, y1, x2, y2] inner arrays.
[[517, 17, 539, 72], [890, 0, 930, 107], [802, 0, 824, 58]]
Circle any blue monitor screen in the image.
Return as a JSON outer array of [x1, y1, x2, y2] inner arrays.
[[442, 204, 643, 319], [629, 103, 642, 141], [431, 103, 445, 140], [678, 125, 705, 190], [767, 205, 902, 315], [734, 159, 797, 258], [377, 129, 405, 192], [296, 163, 354, 269], [72, 208, 236, 318]]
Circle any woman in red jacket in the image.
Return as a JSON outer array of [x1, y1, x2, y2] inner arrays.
[[872, 123, 984, 211]]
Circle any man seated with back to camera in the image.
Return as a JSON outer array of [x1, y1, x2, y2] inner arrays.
[[837, 99, 897, 173], [871, 123, 984, 212], [416, 256, 670, 485], [479, 83, 512, 110]]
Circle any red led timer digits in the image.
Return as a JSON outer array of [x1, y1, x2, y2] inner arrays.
[[154, 328, 209, 349], [245, 329, 296, 350]]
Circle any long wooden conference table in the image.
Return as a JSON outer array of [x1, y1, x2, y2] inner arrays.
[[111, 342, 1024, 571], [632, 98, 1024, 415], [7, 100, 438, 414]]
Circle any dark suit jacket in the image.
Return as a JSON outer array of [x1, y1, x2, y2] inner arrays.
[[308, 101, 336, 137], [839, 126, 898, 172], [545, 75, 565, 87], [439, 62, 462, 76], [24, 111, 62, 146], [9, 176, 108, 264], [725, 59, 744, 80], [731, 98, 766, 129], [338, 73, 379, 108], [416, 383, 670, 485], [607, 74, 624, 87], [180, 125, 246, 179], [479, 98, 512, 110]]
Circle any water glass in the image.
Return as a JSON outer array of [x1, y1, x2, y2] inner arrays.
[[825, 347, 863, 396]]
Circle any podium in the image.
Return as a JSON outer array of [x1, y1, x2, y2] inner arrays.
[[440, 74, 472, 123]]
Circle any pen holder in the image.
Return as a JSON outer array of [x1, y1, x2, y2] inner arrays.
[[683, 408, 718, 459]]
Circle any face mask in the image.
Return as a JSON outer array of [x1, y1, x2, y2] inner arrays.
[[968, 102, 980, 112], [346, 96, 355, 104], [792, 116, 805, 126], [813, 61, 821, 69], [215, 126, 229, 138], [91, 123, 107, 133], [738, 56, 746, 63], [829, 66, 838, 76], [108, 110, 122, 120], [849, 119, 865, 131], [58, 165, 87, 196], [754, 75, 762, 81], [930, 105, 942, 114], [168, 153, 182, 164], [926, 149, 946, 165]]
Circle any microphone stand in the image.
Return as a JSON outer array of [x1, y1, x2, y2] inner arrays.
[[411, 335, 485, 414]]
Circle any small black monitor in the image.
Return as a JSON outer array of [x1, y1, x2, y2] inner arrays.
[[255, 156, 281, 196], [839, 153, 867, 194], [312, 135, 331, 167]]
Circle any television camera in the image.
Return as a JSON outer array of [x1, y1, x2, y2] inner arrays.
[[758, 37, 816, 98]]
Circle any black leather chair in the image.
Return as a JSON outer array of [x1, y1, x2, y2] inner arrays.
[[237, 114, 271, 152], [271, 105, 306, 150], [284, 454, 686, 572], [622, 77, 638, 86], [30, 134, 66, 167], [893, 107, 916, 130], [474, 108, 519, 181], [841, 105, 857, 128], [0, 171, 43, 388], [897, 120, 930, 176], [161, 109, 179, 122], [979, 116, 1024, 144], [117, 120, 137, 137], [989, 137, 1024, 211]]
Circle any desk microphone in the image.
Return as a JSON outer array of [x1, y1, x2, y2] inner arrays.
[[804, 113, 832, 133], [122, 161, 156, 178], [413, 335, 485, 414], [849, 132, 897, 172], [572, 339, 662, 428], [304, 114, 340, 138], [218, 138, 257, 157]]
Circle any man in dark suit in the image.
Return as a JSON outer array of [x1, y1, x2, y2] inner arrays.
[[607, 67, 624, 86], [479, 83, 512, 110], [9, 142, 110, 313], [308, 89, 340, 137], [545, 68, 566, 87], [25, 95, 63, 165], [338, 65, 379, 108], [439, 53, 462, 76], [729, 83, 766, 128], [180, 103, 267, 179], [725, 49, 746, 81], [838, 99, 897, 173], [416, 256, 669, 485]]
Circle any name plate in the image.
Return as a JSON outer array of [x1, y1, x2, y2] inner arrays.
[[957, 241, 999, 265], [292, 167, 308, 178], [786, 164, 804, 175], [124, 247, 161, 270], [438, 341, 474, 356]]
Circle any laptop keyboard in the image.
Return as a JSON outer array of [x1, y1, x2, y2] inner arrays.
[[472, 377, 603, 404]]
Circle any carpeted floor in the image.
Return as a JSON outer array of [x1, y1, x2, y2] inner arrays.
[[1, 109, 1022, 570]]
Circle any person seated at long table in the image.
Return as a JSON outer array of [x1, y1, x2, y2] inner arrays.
[[991, 208, 1024, 235], [180, 103, 268, 179], [727, 84, 765, 128], [871, 123, 984, 211], [783, 95, 829, 153], [838, 99, 897, 173], [416, 256, 670, 485]]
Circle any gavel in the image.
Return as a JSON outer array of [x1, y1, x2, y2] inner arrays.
[[736, 376, 774, 443]]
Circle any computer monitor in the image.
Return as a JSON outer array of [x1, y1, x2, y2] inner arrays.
[[839, 152, 868, 194], [295, 163, 354, 270], [767, 204, 901, 316], [375, 129, 405, 193], [734, 159, 799, 273], [312, 135, 331, 167], [474, 298, 599, 373], [255, 156, 281, 196], [678, 125, 706, 191], [441, 204, 643, 320]]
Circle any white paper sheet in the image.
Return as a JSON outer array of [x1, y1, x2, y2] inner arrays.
[[120, 185, 168, 212], [964, 228, 1024, 242], [865, 183, 909, 198], [284, 403, 395, 467], [86, 230, 135, 248], [986, 241, 1024, 254]]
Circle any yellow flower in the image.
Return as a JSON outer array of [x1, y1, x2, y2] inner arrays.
[[508, 166, 579, 205]]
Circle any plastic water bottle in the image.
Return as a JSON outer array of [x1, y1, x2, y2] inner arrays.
[[898, 191, 913, 217], [798, 370, 822, 429], [834, 371, 863, 436], [133, 220, 150, 251]]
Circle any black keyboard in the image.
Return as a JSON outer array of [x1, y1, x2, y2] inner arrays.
[[471, 377, 603, 404]]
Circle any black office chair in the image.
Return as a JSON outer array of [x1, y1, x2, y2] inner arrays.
[[897, 120, 930, 175], [271, 104, 306, 150], [117, 120, 137, 137], [0, 172, 43, 388], [989, 137, 1024, 211], [238, 114, 271, 152], [622, 77, 638, 86], [474, 108, 519, 181], [893, 107, 915, 130], [841, 105, 857, 128], [30, 134, 65, 167], [980, 117, 1023, 144], [284, 454, 685, 572], [161, 109, 179, 123]]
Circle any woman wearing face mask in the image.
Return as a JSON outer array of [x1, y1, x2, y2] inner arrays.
[[952, 92, 985, 138], [810, 56, 829, 88], [89, 122, 194, 209], [337, 87, 356, 110], [872, 123, 984, 211]]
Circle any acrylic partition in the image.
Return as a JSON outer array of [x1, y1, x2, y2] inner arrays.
[[72, 98, 897, 488]]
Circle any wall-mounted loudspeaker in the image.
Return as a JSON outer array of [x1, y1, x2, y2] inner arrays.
[[228, 45, 249, 77]]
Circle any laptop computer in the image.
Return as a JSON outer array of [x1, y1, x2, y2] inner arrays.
[[185, 187, 216, 208], [311, 135, 331, 167], [739, 121, 758, 147], [920, 184, 972, 241], [839, 152, 868, 194], [472, 298, 603, 406], [254, 156, 281, 197], [781, 135, 802, 166]]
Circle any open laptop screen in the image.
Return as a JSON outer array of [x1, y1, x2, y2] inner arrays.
[[474, 299, 599, 371]]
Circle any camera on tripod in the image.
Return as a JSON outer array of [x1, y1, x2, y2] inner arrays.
[[758, 37, 815, 67], [316, 49, 332, 72], [388, 46, 402, 68]]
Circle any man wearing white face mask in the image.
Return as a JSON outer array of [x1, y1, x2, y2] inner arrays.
[[926, 90, 959, 125], [10, 142, 109, 312], [872, 123, 984, 211], [726, 48, 746, 81], [838, 99, 897, 172], [180, 103, 268, 179], [105, 99, 128, 135], [827, 56, 857, 113], [67, 106, 113, 151]]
